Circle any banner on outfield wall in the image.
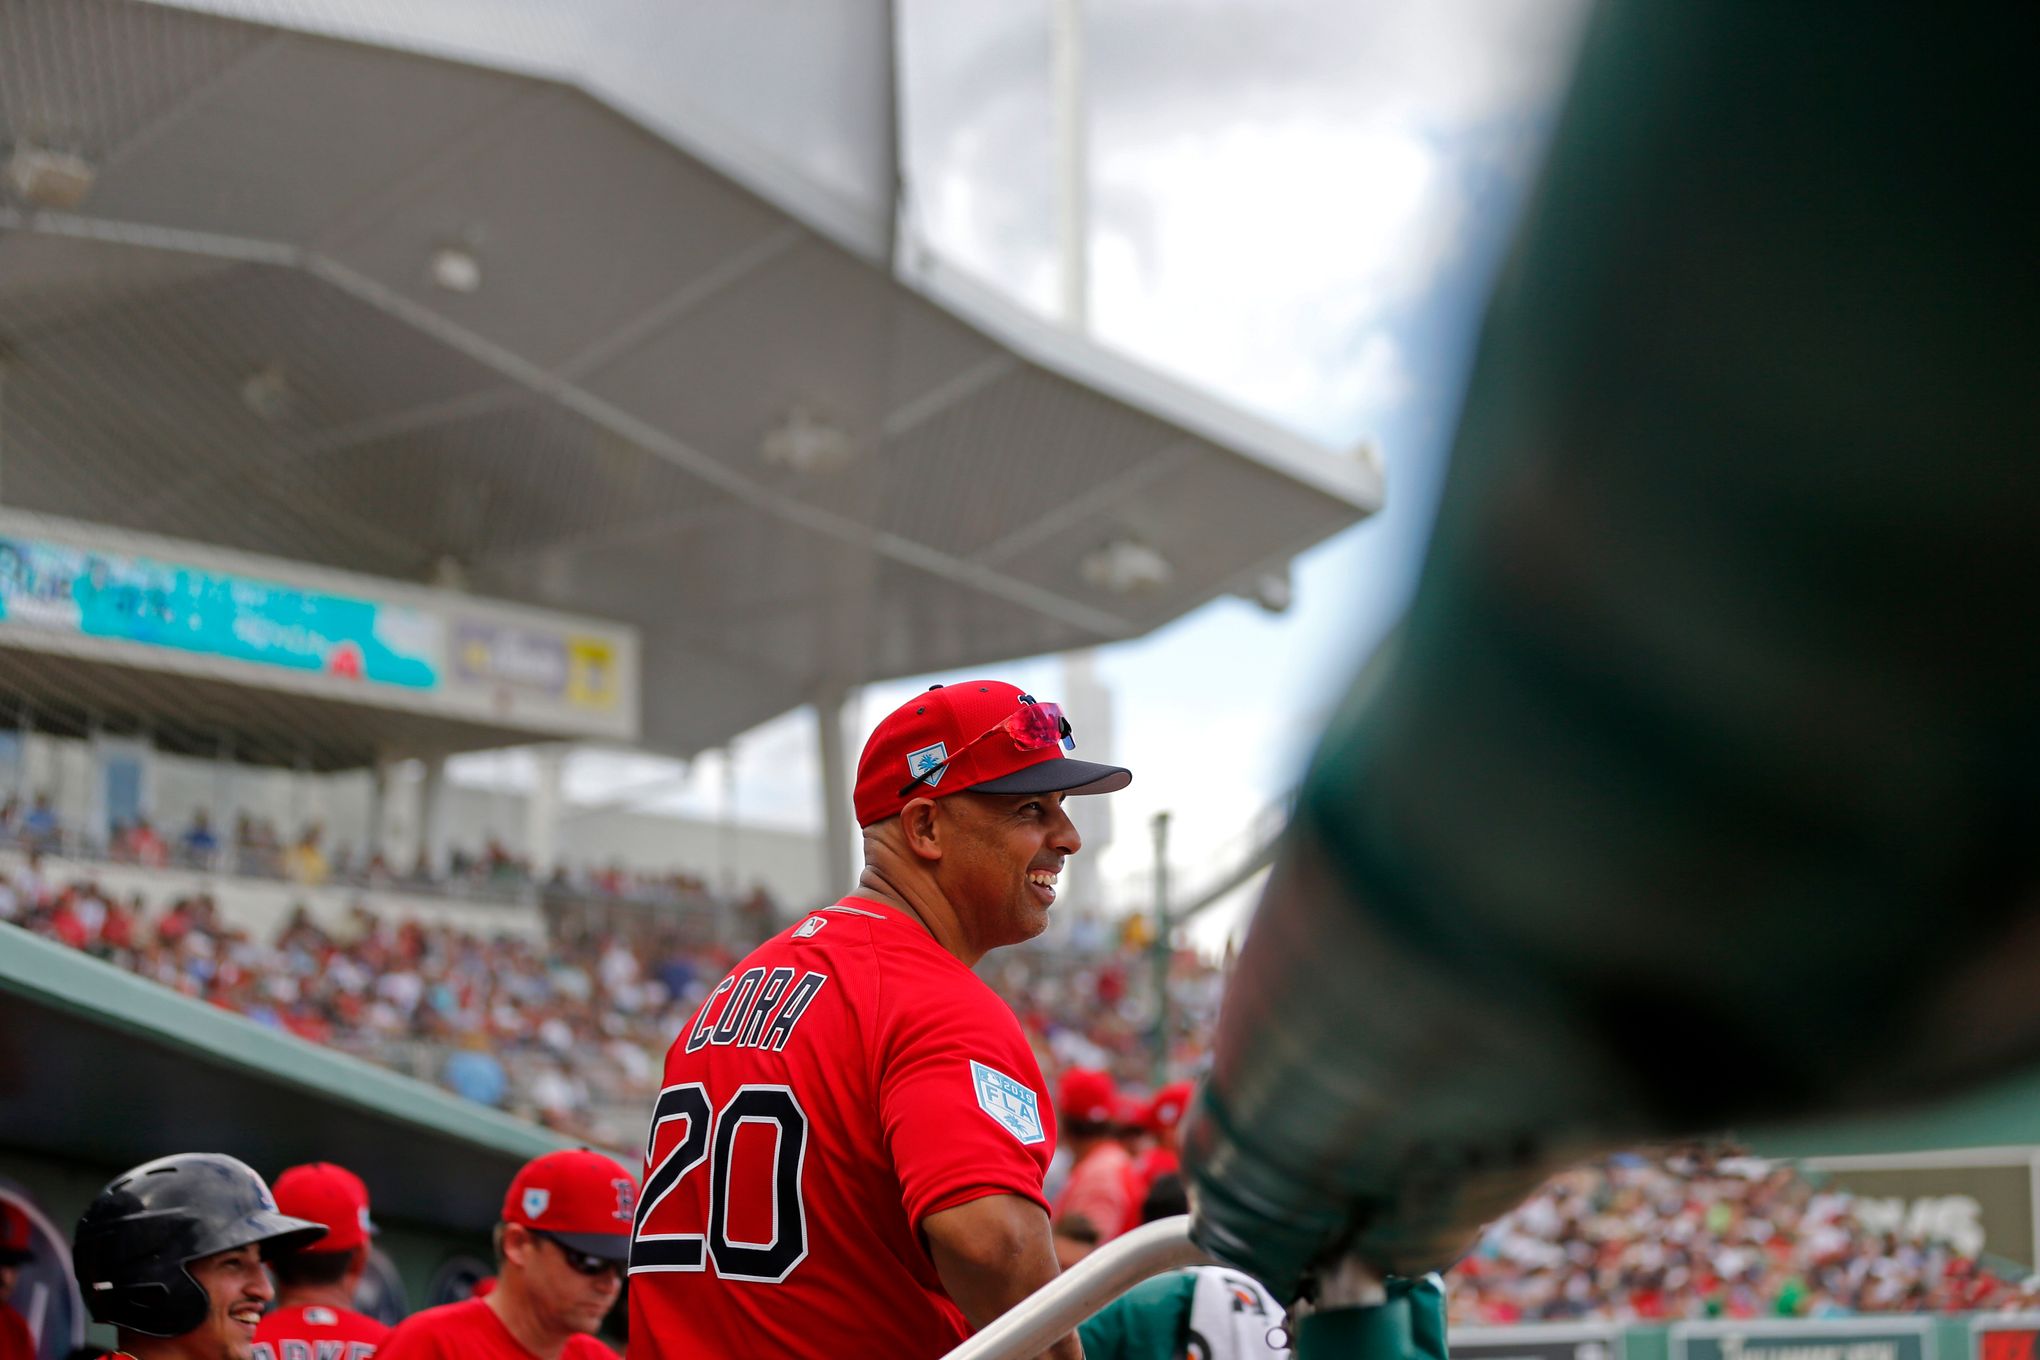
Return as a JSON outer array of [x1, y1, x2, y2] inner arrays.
[[1975, 1319, 2040, 1360], [1455, 1324, 1625, 1360], [1672, 1318, 1935, 1360], [1800, 1151, 2040, 1271], [0, 512, 638, 743]]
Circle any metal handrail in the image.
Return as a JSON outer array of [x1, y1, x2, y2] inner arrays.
[[939, 1215, 1210, 1360]]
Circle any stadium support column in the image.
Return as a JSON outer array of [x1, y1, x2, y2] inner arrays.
[[816, 686, 855, 894], [527, 745, 564, 877], [1151, 810, 1171, 1084], [419, 754, 449, 878]]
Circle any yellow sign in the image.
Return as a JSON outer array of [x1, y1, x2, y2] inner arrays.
[[567, 637, 618, 711]]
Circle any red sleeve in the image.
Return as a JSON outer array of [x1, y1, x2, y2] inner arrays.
[[877, 947, 1055, 1228]]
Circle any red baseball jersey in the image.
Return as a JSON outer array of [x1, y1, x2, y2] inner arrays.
[[376, 1298, 613, 1359], [254, 1302, 390, 1358], [628, 897, 1057, 1359], [0, 1302, 33, 1360]]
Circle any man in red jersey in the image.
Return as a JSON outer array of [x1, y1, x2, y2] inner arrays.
[[253, 1163, 389, 1359], [379, 1149, 634, 1360], [629, 680, 1130, 1360], [1051, 1069, 1142, 1247], [1131, 1081, 1194, 1205]]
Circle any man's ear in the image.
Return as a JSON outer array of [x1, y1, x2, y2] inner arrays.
[[899, 797, 943, 861]]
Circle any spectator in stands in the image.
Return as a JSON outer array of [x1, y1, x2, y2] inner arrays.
[[19, 793, 57, 850], [179, 809, 219, 867], [285, 824, 329, 886], [126, 816, 168, 868]]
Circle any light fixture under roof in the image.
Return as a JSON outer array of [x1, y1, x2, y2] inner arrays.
[[1082, 538, 1173, 596], [239, 363, 293, 422], [4, 145, 96, 210], [1241, 563, 1292, 614], [759, 407, 855, 475], [429, 243, 482, 294]]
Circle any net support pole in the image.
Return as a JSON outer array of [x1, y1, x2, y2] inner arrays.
[[1151, 809, 1171, 1083], [816, 686, 855, 898]]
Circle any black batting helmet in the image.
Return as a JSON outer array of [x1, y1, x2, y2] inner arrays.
[[73, 1153, 325, 1337]]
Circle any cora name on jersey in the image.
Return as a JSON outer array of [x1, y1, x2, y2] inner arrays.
[[683, 966, 829, 1054]]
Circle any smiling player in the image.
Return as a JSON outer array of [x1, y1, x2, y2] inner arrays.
[[628, 681, 1130, 1360], [71, 1153, 326, 1360]]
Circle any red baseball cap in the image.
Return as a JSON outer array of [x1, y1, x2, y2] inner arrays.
[[1140, 1081, 1195, 1135], [0, 1198, 32, 1265], [503, 1148, 638, 1262], [1056, 1067, 1120, 1128], [854, 681, 1130, 827], [272, 1163, 376, 1254]]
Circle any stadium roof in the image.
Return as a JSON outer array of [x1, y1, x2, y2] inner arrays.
[[0, 0, 1381, 759]]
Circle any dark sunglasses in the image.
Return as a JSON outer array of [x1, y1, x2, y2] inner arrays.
[[898, 699, 1075, 799], [529, 1228, 625, 1281]]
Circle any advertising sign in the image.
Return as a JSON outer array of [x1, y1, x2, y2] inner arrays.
[[1672, 1318, 1934, 1360], [0, 514, 640, 744], [0, 535, 440, 691], [1456, 1325, 1624, 1360], [1803, 1152, 2038, 1269], [1975, 1319, 2040, 1360]]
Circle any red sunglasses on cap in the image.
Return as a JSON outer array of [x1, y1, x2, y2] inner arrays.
[[898, 699, 1074, 798]]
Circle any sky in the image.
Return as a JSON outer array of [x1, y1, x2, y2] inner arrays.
[[164, 0, 1593, 947]]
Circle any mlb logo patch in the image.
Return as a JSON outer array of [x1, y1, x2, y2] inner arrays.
[[970, 1060, 1045, 1145], [522, 1188, 550, 1220], [793, 916, 827, 939], [906, 741, 949, 787]]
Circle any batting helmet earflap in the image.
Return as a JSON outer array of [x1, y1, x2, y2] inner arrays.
[[73, 1153, 326, 1337]]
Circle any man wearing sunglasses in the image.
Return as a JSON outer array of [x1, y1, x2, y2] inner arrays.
[[381, 1149, 635, 1359], [630, 680, 1129, 1360]]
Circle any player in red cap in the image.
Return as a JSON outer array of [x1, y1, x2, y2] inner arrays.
[[0, 1199, 36, 1360], [253, 1163, 390, 1358], [379, 1148, 636, 1360], [1131, 1080, 1194, 1206], [1051, 1068, 1143, 1247], [629, 680, 1129, 1360]]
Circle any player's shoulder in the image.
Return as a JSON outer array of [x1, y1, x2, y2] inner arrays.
[[565, 1334, 620, 1357], [386, 1296, 483, 1338]]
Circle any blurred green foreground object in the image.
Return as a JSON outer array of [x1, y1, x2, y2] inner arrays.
[[1294, 1278, 1447, 1360], [1185, 0, 2038, 1328]]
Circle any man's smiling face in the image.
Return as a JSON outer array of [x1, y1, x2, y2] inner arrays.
[[935, 790, 1082, 953], [182, 1242, 274, 1360]]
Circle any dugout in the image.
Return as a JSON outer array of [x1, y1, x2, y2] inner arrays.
[[0, 920, 577, 1353]]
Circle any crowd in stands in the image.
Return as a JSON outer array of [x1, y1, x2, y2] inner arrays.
[[1451, 1143, 2040, 1322], [8, 846, 2040, 1320], [0, 792, 768, 917]]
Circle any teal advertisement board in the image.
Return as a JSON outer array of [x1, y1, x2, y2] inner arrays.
[[0, 535, 441, 691], [1672, 1321, 1935, 1360]]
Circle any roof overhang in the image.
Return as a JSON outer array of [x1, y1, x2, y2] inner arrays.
[[0, 0, 1381, 758]]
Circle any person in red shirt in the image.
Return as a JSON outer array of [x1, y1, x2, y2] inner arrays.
[[1052, 1069, 1143, 1247], [628, 680, 1131, 1360], [1130, 1080, 1194, 1205], [253, 1163, 390, 1359], [0, 1200, 37, 1360], [378, 1148, 633, 1360]]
